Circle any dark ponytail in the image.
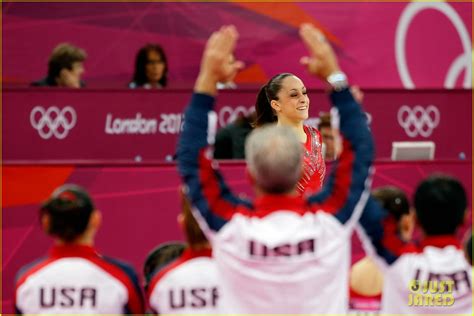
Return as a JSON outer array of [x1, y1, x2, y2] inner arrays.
[[40, 184, 94, 242], [254, 85, 276, 127], [254, 73, 294, 127]]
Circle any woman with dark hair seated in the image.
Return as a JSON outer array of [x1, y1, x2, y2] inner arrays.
[[15, 184, 144, 315], [129, 44, 168, 89]]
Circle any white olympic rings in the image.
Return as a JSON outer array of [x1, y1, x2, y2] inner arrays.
[[397, 105, 440, 138], [396, 2, 471, 89], [30, 106, 77, 139]]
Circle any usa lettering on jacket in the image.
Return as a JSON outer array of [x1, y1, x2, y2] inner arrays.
[[249, 238, 316, 257], [169, 287, 219, 309], [40, 287, 97, 308]]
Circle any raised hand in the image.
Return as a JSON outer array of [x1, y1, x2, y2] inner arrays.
[[195, 25, 244, 96], [299, 23, 340, 81]]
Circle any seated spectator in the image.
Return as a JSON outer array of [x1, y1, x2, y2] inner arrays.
[[129, 44, 168, 89], [31, 43, 86, 88], [317, 112, 337, 161], [349, 186, 414, 314], [15, 184, 144, 314], [147, 187, 220, 314], [214, 111, 256, 159], [177, 24, 374, 314]]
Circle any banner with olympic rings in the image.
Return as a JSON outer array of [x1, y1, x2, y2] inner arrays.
[[3, 88, 470, 163]]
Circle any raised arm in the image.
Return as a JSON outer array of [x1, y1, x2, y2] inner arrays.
[[300, 24, 374, 227], [177, 26, 248, 235]]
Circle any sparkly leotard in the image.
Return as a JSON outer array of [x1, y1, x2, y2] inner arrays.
[[296, 125, 326, 195]]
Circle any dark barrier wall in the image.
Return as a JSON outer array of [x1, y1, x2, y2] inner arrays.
[[3, 88, 471, 161], [2, 161, 472, 312]]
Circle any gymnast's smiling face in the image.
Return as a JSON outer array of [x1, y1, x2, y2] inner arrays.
[[270, 75, 310, 124]]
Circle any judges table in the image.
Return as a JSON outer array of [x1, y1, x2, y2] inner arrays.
[[3, 88, 471, 162]]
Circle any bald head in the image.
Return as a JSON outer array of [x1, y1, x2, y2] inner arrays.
[[245, 125, 302, 194]]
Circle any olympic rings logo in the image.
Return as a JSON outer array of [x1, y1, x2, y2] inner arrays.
[[218, 106, 254, 127], [397, 105, 440, 138], [30, 106, 77, 139], [396, 2, 471, 89]]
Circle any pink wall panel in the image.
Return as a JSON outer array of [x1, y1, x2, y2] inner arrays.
[[2, 161, 471, 312], [2, 2, 471, 88]]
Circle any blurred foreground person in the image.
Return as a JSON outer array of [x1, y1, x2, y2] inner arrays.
[[177, 24, 373, 313], [360, 175, 472, 314], [349, 186, 414, 314]]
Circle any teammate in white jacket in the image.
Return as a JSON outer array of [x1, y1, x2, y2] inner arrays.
[[15, 184, 144, 314], [358, 175, 472, 314], [147, 188, 221, 314]]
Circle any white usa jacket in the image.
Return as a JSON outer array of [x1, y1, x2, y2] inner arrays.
[[15, 244, 144, 314], [147, 248, 220, 314]]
